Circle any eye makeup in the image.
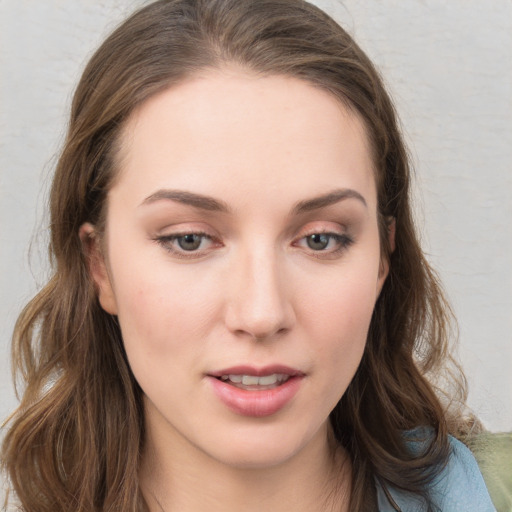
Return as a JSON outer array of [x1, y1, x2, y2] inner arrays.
[[153, 231, 222, 259]]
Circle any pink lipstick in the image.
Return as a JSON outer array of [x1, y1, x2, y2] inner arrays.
[[207, 365, 304, 417]]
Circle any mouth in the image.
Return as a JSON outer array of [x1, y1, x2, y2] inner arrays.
[[217, 373, 292, 390], [207, 365, 304, 417], [208, 365, 303, 389]]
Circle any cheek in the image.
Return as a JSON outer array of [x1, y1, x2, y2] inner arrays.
[[111, 277, 204, 402], [296, 261, 379, 390], [299, 263, 379, 337], [109, 260, 221, 363]]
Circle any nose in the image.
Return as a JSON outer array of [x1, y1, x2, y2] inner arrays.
[[224, 247, 295, 341]]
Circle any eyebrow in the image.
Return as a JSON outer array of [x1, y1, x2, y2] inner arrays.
[[140, 187, 366, 214], [140, 189, 231, 212], [291, 188, 367, 214]]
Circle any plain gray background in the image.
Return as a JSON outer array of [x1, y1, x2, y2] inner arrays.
[[1, 0, 511, 433]]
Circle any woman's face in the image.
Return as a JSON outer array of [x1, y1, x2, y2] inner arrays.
[[86, 69, 388, 469]]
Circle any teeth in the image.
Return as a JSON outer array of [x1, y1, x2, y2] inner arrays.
[[258, 374, 279, 385], [242, 375, 260, 385], [220, 373, 290, 386]]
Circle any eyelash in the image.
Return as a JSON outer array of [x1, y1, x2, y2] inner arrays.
[[153, 232, 220, 259], [294, 232, 354, 258], [153, 230, 354, 259]]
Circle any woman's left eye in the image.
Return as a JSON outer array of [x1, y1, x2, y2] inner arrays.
[[295, 232, 353, 255]]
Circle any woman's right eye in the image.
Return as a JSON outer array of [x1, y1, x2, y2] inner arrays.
[[174, 233, 205, 251], [154, 232, 218, 258]]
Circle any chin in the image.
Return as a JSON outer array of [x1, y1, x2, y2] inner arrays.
[[200, 421, 325, 470], [211, 444, 301, 470]]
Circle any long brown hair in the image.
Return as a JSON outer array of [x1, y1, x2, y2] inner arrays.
[[2, 1, 471, 510]]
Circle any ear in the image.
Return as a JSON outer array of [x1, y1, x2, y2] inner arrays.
[[377, 217, 396, 295], [79, 223, 118, 315]]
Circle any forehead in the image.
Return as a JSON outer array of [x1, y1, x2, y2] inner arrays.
[[113, 68, 376, 211]]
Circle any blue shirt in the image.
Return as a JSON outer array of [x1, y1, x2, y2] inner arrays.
[[376, 435, 496, 511]]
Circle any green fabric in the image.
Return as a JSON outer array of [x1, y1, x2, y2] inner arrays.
[[469, 432, 512, 512]]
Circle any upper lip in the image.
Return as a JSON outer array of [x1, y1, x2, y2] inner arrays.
[[208, 365, 304, 378]]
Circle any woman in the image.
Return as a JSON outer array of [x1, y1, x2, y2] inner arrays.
[[1, 1, 496, 510]]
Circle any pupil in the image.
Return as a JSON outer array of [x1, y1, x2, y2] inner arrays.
[[307, 234, 329, 250], [178, 234, 202, 251]]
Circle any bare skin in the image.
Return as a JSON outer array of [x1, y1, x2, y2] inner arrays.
[[140, 420, 352, 512], [81, 68, 388, 511]]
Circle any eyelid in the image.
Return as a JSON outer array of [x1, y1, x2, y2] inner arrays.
[[292, 222, 354, 257], [294, 234, 354, 259], [151, 221, 354, 260], [152, 227, 222, 259], [294, 221, 348, 240]]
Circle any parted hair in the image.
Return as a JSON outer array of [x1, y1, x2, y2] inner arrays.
[[2, 1, 471, 510]]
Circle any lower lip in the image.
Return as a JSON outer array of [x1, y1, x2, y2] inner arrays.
[[207, 376, 302, 417]]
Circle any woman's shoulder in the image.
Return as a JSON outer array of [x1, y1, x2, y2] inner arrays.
[[376, 430, 497, 511], [428, 435, 496, 511]]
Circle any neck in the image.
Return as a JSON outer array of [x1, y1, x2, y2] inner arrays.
[[140, 409, 351, 512]]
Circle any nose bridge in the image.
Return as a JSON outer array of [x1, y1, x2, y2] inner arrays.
[[225, 241, 293, 339]]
